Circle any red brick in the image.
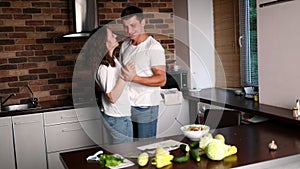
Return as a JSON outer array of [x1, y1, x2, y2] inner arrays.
[[0, 76, 18, 83], [40, 84, 58, 91], [43, 8, 60, 14], [0, 59, 7, 64], [15, 26, 35, 32], [18, 63, 38, 69], [32, 2, 50, 7], [45, 20, 63, 26], [25, 45, 43, 50], [36, 26, 54, 32], [2, 8, 22, 14], [9, 33, 27, 38], [0, 64, 17, 70], [16, 51, 34, 57], [29, 80, 47, 86], [4, 45, 24, 51], [0, 14, 13, 19], [0, 2, 11, 7], [14, 14, 32, 20], [29, 68, 48, 74], [25, 20, 44, 25], [19, 75, 38, 81], [28, 56, 46, 62], [16, 39, 35, 45], [23, 8, 41, 14], [50, 89, 67, 95], [8, 82, 28, 87], [35, 50, 53, 56], [9, 57, 27, 63], [0, 39, 15, 45], [39, 74, 56, 79]]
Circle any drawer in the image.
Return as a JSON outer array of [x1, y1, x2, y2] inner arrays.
[[44, 107, 101, 125], [45, 121, 96, 152]]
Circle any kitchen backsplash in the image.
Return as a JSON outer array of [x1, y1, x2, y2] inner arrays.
[[0, 0, 175, 104]]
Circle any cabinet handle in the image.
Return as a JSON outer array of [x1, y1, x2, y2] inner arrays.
[[61, 127, 82, 132], [0, 124, 9, 127], [14, 120, 40, 125], [60, 115, 78, 119]]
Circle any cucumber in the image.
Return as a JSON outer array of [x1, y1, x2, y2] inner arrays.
[[190, 150, 201, 162], [172, 155, 189, 163], [189, 141, 199, 148], [179, 144, 190, 153]]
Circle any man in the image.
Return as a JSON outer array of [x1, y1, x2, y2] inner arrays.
[[119, 6, 166, 139]]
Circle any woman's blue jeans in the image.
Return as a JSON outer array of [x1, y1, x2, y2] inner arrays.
[[131, 106, 158, 139], [102, 113, 133, 145]]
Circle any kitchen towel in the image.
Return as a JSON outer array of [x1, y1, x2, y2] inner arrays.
[[160, 88, 183, 105]]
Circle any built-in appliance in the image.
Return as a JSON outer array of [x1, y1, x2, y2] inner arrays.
[[167, 70, 188, 90]]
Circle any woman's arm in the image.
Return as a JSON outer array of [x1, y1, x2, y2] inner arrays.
[[106, 78, 126, 104]]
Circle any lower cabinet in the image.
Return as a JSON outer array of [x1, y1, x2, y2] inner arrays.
[[0, 107, 103, 169], [0, 117, 15, 169], [12, 113, 47, 169], [44, 108, 102, 169]]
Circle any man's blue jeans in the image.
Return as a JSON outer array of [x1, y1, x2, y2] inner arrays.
[[102, 113, 133, 144], [131, 106, 158, 139]]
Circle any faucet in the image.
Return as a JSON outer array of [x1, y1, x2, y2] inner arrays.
[[1, 93, 17, 106], [23, 85, 38, 106]]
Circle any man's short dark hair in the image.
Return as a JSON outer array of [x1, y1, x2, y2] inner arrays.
[[121, 6, 144, 21]]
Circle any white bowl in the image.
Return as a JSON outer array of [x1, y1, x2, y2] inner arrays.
[[180, 124, 210, 141]]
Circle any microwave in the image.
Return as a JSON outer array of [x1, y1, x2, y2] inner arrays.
[[166, 70, 188, 90]]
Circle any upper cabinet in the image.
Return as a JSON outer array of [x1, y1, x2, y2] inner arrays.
[[257, 0, 300, 109]]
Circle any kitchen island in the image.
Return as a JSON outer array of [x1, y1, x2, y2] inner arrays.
[[60, 120, 300, 169]]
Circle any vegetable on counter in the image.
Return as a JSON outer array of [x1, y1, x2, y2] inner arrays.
[[151, 147, 174, 168], [179, 144, 190, 153], [172, 155, 189, 163], [98, 154, 124, 168], [137, 152, 149, 167], [199, 133, 238, 161], [189, 141, 199, 148], [189, 150, 201, 162]]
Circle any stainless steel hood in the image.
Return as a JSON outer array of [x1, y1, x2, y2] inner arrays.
[[63, 0, 98, 38]]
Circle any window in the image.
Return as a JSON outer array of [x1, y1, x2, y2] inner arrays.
[[239, 0, 258, 86]]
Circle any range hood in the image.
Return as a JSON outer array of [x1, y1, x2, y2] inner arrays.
[[63, 0, 98, 38]]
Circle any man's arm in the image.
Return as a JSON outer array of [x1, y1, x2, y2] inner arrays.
[[121, 64, 166, 87]]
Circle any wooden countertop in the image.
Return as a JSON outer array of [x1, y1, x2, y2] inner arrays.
[[60, 121, 300, 169], [183, 88, 300, 125]]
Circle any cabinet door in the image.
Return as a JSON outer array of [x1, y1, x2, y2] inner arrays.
[[0, 117, 15, 169], [12, 113, 47, 169]]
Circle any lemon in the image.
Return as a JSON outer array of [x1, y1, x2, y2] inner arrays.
[[137, 152, 149, 167]]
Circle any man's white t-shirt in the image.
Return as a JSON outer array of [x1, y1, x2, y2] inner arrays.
[[120, 36, 166, 106], [95, 58, 131, 117]]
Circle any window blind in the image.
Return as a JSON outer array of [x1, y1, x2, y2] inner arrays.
[[239, 0, 258, 86]]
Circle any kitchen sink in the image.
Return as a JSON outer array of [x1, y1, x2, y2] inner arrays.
[[1, 103, 39, 112]]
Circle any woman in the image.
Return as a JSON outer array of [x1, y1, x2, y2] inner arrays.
[[94, 27, 134, 144]]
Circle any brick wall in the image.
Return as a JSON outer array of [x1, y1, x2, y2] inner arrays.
[[0, 0, 174, 105]]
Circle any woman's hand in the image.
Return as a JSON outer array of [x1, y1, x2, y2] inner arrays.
[[120, 60, 136, 82]]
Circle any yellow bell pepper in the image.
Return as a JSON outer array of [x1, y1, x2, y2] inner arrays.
[[151, 153, 174, 168], [151, 147, 174, 168]]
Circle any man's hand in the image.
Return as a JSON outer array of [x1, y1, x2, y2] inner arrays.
[[120, 60, 136, 82]]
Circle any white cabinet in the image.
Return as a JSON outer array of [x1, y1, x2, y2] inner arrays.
[[0, 117, 15, 169], [12, 113, 47, 169], [157, 98, 189, 138], [44, 108, 102, 169]]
